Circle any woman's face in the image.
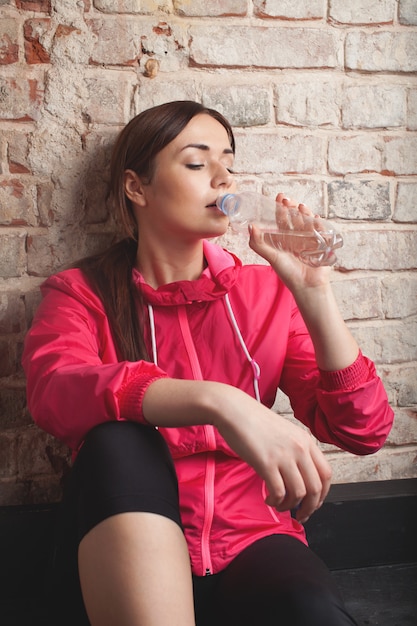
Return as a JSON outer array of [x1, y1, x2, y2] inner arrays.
[[129, 113, 236, 243]]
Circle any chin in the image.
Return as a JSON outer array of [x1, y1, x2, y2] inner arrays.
[[204, 226, 229, 239]]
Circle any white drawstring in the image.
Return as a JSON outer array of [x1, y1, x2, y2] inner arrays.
[[148, 297, 261, 403], [224, 293, 261, 402], [147, 304, 158, 366]]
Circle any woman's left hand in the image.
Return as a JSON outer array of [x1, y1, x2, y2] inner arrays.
[[250, 194, 360, 372], [248, 193, 332, 293]]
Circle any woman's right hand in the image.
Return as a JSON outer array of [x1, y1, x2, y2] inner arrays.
[[143, 378, 332, 524], [213, 384, 331, 523]]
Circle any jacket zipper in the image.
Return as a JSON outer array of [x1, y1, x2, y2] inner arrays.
[[201, 428, 216, 575], [177, 305, 216, 576]]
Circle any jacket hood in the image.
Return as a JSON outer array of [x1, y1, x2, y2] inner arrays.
[[132, 240, 242, 306]]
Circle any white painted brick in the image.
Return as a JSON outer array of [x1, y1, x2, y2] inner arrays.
[[408, 88, 417, 130], [253, 0, 325, 19], [93, 0, 172, 13], [44, 67, 89, 123], [0, 292, 25, 334], [81, 131, 114, 225], [394, 182, 417, 222], [328, 179, 391, 220], [349, 318, 417, 363], [273, 388, 292, 414], [173, 0, 247, 16], [381, 273, 417, 318], [0, 18, 19, 64], [235, 132, 325, 174], [89, 18, 189, 71], [325, 447, 417, 482], [275, 80, 340, 127], [135, 78, 198, 111], [261, 179, 324, 212], [0, 179, 38, 226], [384, 408, 417, 446], [202, 86, 271, 127], [399, 0, 417, 25], [190, 26, 341, 68], [89, 18, 140, 65], [329, 0, 395, 24], [382, 364, 417, 406], [328, 135, 383, 175], [17, 427, 70, 479], [216, 226, 272, 265], [0, 231, 26, 278], [342, 84, 407, 129], [5, 131, 31, 174], [83, 74, 134, 125], [331, 275, 382, 320], [0, 76, 43, 122], [346, 31, 417, 73], [27, 234, 62, 277], [49, 22, 93, 67], [384, 135, 417, 175], [336, 228, 417, 271]]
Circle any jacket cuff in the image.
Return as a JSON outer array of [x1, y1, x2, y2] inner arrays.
[[319, 350, 370, 392], [117, 368, 168, 424]]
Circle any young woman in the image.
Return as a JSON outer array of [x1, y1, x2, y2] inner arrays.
[[23, 101, 393, 626]]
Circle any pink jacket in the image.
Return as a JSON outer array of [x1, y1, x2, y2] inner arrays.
[[22, 240, 394, 576]]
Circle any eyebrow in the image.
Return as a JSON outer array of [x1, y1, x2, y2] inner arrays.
[[180, 143, 234, 155]]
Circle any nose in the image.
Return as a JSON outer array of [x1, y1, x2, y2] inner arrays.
[[212, 162, 234, 189]]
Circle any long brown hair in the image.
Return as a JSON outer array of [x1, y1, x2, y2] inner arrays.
[[76, 101, 235, 362]]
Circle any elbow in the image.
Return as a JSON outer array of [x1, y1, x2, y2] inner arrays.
[[339, 405, 395, 456], [346, 435, 389, 456]]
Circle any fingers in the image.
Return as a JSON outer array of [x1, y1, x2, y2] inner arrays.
[[263, 437, 332, 524], [294, 449, 332, 523], [276, 193, 315, 219], [248, 224, 281, 267], [276, 193, 297, 208], [263, 470, 287, 510]]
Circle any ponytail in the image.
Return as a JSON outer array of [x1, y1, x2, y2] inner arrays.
[[76, 238, 149, 362]]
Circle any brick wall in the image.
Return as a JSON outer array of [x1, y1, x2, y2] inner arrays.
[[0, 0, 416, 505]]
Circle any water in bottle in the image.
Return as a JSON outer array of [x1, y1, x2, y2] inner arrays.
[[216, 191, 343, 267]]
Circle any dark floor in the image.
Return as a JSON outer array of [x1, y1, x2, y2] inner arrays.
[[2, 563, 416, 625], [334, 563, 417, 626], [2, 480, 416, 625]]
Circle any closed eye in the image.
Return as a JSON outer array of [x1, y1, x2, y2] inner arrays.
[[185, 164, 234, 173]]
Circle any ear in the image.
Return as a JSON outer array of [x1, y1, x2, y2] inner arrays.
[[124, 169, 147, 207]]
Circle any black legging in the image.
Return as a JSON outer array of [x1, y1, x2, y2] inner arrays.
[[51, 421, 358, 626]]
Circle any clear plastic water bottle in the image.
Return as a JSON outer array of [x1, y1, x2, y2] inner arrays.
[[216, 191, 343, 268]]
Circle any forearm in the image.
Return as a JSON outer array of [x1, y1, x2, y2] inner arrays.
[[142, 376, 332, 522], [249, 222, 358, 372], [292, 282, 359, 372], [142, 377, 230, 428]]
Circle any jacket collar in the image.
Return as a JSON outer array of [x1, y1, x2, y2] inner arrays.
[[132, 240, 241, 306]]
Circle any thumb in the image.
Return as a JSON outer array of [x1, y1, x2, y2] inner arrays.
[[249, 224, 280, 265]]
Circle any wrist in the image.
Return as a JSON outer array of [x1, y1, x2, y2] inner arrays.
[[292, 281, 334, 315]]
